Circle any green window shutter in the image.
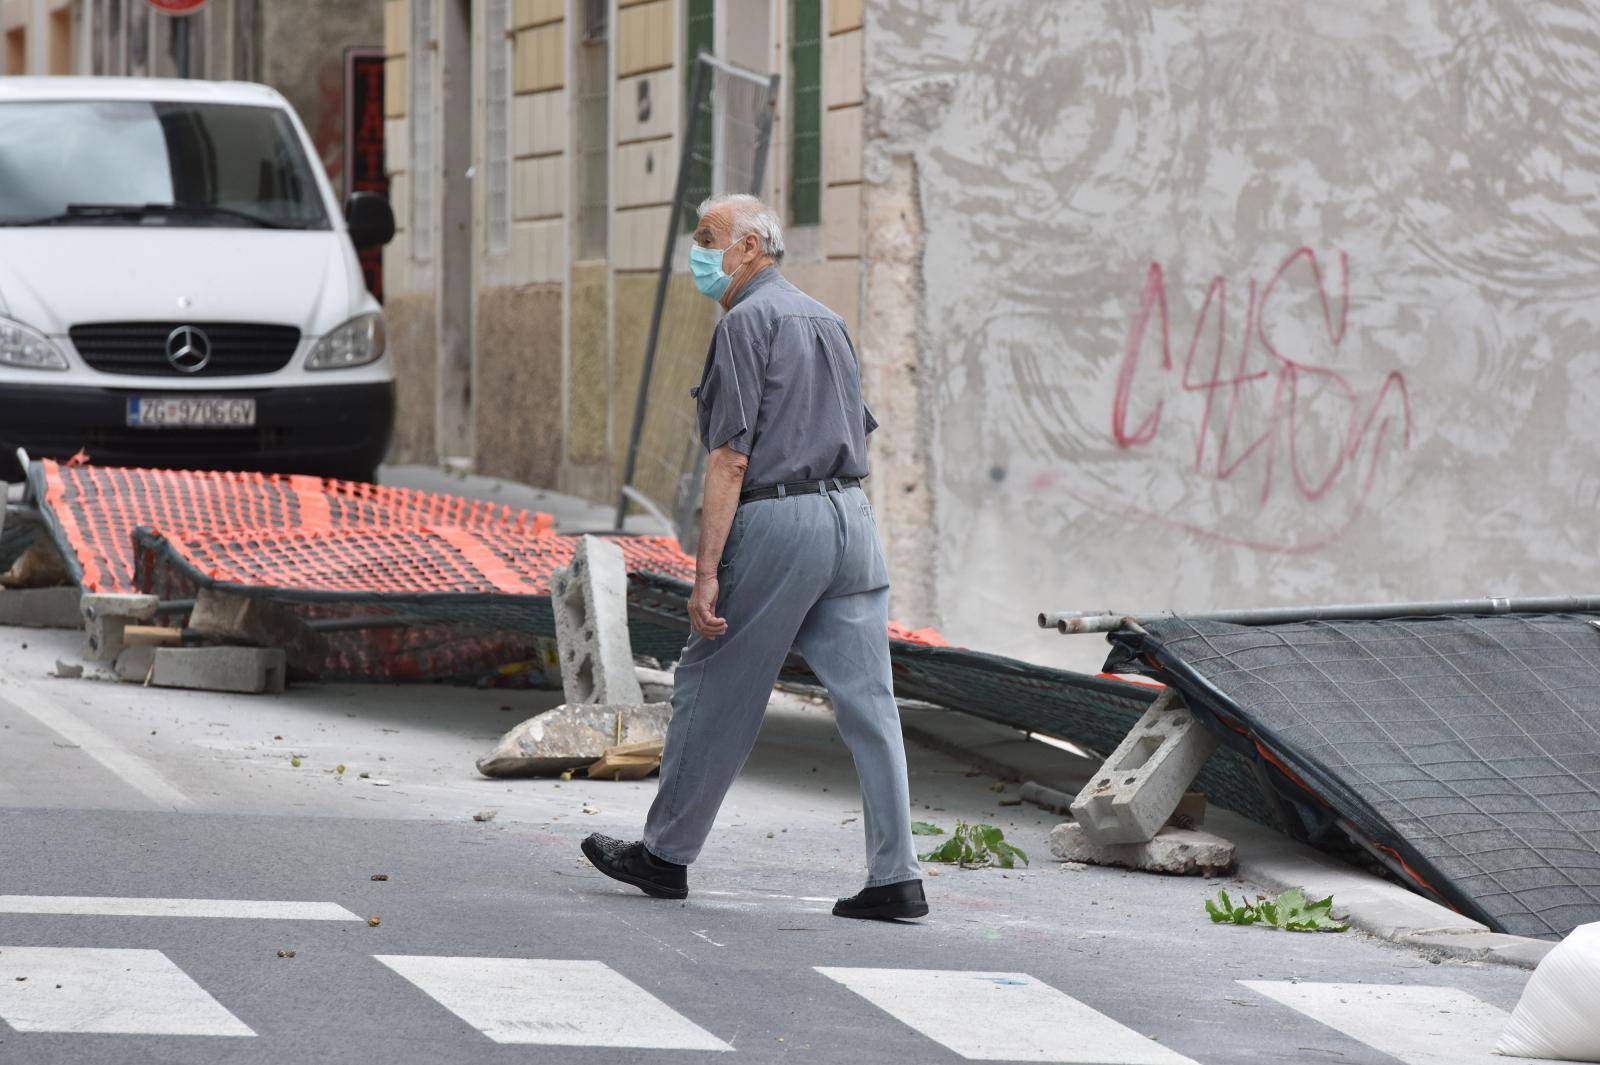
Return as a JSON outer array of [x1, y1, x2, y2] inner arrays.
[[682, 0, 716, 232], [789, 0, 822, 226]]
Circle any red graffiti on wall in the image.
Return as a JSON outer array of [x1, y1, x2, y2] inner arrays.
[[1111, 247, 1412, 515]]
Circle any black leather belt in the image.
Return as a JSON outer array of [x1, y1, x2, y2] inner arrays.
[[739, 476, 861, 503]]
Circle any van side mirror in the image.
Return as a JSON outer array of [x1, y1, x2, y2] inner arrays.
[[345, 191, 395, 249]]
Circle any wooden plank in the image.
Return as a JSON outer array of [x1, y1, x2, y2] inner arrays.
[[123, 626, 183, 648]]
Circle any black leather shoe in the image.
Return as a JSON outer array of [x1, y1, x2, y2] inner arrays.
[[832, 879, 929, 920], [580, 834, 688, 899]]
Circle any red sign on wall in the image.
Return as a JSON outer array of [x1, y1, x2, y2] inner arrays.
[[144, 0, 211, 13], [344, 47, 388, 303]]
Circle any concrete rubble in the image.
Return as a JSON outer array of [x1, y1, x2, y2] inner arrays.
[[475, 702, 672, 777], [1049, 821, 1236, 876]]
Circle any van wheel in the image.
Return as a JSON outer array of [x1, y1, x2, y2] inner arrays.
[[325, 466, 379, 484]]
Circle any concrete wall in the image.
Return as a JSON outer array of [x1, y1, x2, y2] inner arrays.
[[864, 0, 1600, 670], [475, 284, 564, 487]]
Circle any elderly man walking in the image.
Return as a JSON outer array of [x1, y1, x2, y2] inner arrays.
[[582, 193, 927, 921]]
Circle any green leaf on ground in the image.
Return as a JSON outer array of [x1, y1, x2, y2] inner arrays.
[[1206, 888, 1348, 932], [911, 821, 945, 836], [917, 820, 1029, 869]]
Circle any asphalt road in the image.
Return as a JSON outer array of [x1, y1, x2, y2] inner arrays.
[[0, 623, 1545, 1065]]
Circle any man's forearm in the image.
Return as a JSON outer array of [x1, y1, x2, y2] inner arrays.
[[696, 446, 748, 579]]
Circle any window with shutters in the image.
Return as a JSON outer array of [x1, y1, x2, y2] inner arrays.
[[789, 0, 821, 226], [484, 0, 512, 254]]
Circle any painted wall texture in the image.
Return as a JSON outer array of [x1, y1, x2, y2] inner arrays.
[[864, 0, 1600, 670]]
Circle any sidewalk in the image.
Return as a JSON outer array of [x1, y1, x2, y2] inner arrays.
[[379, 464, 673, 537]]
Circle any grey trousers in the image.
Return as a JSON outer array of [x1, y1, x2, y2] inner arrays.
[[642, 483, 923, 888]]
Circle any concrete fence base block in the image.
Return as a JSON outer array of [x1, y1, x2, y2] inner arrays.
[[80, 593, 161, 662], [0, 586, 85, 630], [550, 535, 644, 705], [186, 589, 327, 676], [1070, 689, 1220, 845], [476, 701, 671, 777], [1049, 821, 1236, 876], [113, 645, 157, 684], [150, 646, 287, 695]]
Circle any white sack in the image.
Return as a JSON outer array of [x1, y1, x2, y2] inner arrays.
[[1496, 922, 1600, 1061]]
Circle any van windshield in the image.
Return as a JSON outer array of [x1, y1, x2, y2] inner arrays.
[[0, 100, 330, 229]]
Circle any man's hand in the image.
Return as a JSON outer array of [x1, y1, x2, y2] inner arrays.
[[690, 444, 747, 640], [689, 574, 728, 639]]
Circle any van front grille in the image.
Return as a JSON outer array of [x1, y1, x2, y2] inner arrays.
[[70, 322, 301, 376]]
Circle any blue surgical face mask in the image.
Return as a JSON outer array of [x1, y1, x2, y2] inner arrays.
[[689, 240, 739, 301]]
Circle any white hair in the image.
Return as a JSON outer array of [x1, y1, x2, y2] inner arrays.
[[698, 193, 785, 263]]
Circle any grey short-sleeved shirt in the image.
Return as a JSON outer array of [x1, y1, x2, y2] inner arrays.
[[690, 267, 878, 490]]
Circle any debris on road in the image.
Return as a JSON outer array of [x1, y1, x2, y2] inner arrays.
[[472, 809, 498, 822], [475, 701, 671, 777], [586, 739, 663, 780], [1050, 822, 1232, 876], [1, 537, 69, 589], [51, 659, 82, 679], [276, 949, 297, 958], [367, 916, 381, 927], [370, 874, 389, 881]]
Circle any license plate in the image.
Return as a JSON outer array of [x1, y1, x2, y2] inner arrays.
[[126, 396, 257, 429]]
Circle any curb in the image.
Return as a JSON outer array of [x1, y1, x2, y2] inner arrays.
[[896, 701, 1554, 970]]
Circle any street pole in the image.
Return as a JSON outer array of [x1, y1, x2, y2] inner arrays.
[[173, 13, 189, 77]]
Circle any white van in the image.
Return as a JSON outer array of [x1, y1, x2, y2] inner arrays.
[[0, 77, 396, 483]]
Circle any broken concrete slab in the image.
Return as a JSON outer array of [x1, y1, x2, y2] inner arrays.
[[550, 536, 643, 705], [186, 588, 327, 676], [81, 592, 160, 662], [0, 586, 83, 629], [150, 646, 287, 695], [1071, 689, 1219, 845], [475, 701, 671, 777], [1049, 821, 1235, 876], [0, 538, 69, 589], [52, 659, 82, 679]]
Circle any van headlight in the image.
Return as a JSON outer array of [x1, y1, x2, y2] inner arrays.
[[306, 313, 385, 370], [0, 316, 69, 370]]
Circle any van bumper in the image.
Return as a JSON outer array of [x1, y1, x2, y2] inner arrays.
[[0, 381, 395, 481]]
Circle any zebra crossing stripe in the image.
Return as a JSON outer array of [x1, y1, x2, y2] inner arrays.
[[374, 955, 732, 1050], [0, 895, 361, 921], [1241, 981, 1512, 1065], [0, 946, 254, 1036], [814, 967, 1199, 1064]]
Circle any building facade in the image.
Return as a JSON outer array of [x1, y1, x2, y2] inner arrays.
[[381, 0, 867, 502]]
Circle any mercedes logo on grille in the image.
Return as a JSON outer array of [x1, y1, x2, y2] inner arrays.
[[165, 325, 211, 373]]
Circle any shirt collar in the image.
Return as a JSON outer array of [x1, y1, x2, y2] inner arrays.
[[729, 265, 780, 308]]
